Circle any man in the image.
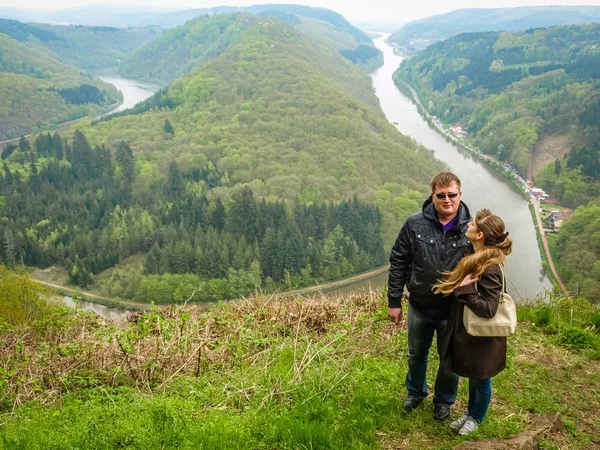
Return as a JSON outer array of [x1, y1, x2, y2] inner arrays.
[[388, 172, 472, 420]]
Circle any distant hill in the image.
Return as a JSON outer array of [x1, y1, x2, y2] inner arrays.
[[0, 4, 381, 72], [0, 32, 121, 140], [389, 6, 600, 55], [121, 12, 381, 87], [0, 18, 162, 69]]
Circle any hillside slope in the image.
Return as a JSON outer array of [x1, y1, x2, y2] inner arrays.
[[0, 18, 162, 69], [395, 24, 600, 179], [1, 271, 599, 448], [121, 9, 380, 83], [389, 6, 600, 55], [0, 33, 121, 140]]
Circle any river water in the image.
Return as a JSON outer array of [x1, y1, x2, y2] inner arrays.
[[90, 68, 162, 115], [365, 34, 552, 299]]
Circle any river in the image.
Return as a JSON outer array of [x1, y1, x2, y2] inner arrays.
[[90, 68, 162, 115], [365, 34, 552, 300]]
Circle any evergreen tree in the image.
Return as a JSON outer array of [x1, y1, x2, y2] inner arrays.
[[227, 187, 260, 242], [53, 132, 64, 160], [166, 161, 185, 199], [163, 119, 175, 134], [1, 143, 17, 160], [71, 130, 92, 178], [212, 198, 225, 231], [115, 141, 135, 185], [18, 136, 31, 153], [3, 163, 13, 186], [4, 229, 16, 267]]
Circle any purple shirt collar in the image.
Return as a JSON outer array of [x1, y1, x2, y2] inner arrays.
[[442, 216, 457, 232]]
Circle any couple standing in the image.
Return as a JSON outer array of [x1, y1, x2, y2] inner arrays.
[[387, 172, 512, 436]]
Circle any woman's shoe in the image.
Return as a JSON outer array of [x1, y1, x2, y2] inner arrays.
[[458, 417, 479, 436], [450, 413, 469, 432]]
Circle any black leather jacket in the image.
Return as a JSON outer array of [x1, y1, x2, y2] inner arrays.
[[387, 197, 472, 318]]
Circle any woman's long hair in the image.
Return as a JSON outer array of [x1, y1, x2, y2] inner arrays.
[[433, 209, 512, 295]]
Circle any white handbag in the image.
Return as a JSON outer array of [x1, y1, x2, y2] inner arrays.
[[463, 264, 517, 337]]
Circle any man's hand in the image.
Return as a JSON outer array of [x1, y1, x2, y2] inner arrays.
[[388, 307, 404, 324]]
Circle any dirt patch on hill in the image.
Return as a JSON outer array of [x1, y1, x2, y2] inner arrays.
[[530, 135, 571, 180]]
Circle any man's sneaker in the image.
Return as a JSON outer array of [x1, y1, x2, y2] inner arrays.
[[458, 417, 479, 436], [433, 404, 451, 420], [449, 413, 469, 432], [403, 395, 424, 411]]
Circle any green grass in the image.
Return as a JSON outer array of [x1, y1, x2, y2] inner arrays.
[[0, 283, 599, 449]]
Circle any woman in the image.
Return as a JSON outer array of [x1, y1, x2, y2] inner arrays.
[[434, 209, 512, 436]]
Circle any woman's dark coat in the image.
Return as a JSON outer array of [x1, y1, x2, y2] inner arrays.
[[439, 264, 507, 380]]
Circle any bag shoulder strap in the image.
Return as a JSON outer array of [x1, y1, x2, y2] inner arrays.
[[498, 263, 506, 294]]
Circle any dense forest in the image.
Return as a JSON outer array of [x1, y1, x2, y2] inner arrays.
[[395, 23, 600, 303], [2, 15, 441, 301], [0, 131, 386, 302], [0, 18, 162, 69], [388, 6, 600, 55], [0, 32, 121, 140], [120, 11, 381, 84]]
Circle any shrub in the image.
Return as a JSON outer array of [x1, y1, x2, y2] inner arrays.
[[591, 310, 600, 332], [0, 265, 53, 327], [558, 327, 598, 350], [534, 306, 552, 326]]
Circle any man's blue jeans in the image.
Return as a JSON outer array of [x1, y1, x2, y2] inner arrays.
[[468, 378, 492, 422], [406, 303, 459, 406]]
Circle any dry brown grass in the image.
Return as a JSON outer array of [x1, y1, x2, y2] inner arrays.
[[0, 291, 389, 408]]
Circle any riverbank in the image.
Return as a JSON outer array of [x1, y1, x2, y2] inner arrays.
[[393, 78, 529, 199], [0, 100, 122, 149], [32, 263, 390, 315], [392, 74, 568, 296]]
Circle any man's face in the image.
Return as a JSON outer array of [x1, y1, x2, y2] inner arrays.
[[432, 182, 461, 218]]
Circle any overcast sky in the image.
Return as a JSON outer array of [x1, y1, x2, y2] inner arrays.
[[1, 0, 600, 22]]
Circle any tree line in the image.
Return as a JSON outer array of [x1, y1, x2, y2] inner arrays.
[[0, 131, 386, 303]]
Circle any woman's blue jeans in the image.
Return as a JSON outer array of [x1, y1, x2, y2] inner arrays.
[[406, 303, 459, 406], [468, 378, 492, 422]]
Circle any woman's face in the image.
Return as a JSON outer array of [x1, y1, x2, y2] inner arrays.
[[466, 220, 483, 243]]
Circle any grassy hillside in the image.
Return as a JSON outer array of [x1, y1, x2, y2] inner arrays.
[[0, 18, 162, 69], [0, 33, 121, 140], [389, 6, 600, 55], [0, 268, 599, 448]]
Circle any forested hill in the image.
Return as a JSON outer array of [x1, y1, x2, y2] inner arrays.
[[389, 6, 600, 55], [0, 15, 443, 304], [120, 11, 380, 84], [0, 33, 121, 141], [395, 23, 600, 303], [0, 18, 162, 69]]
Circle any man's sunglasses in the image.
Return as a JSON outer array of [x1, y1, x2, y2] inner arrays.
[[434, 192, 459, 199]]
